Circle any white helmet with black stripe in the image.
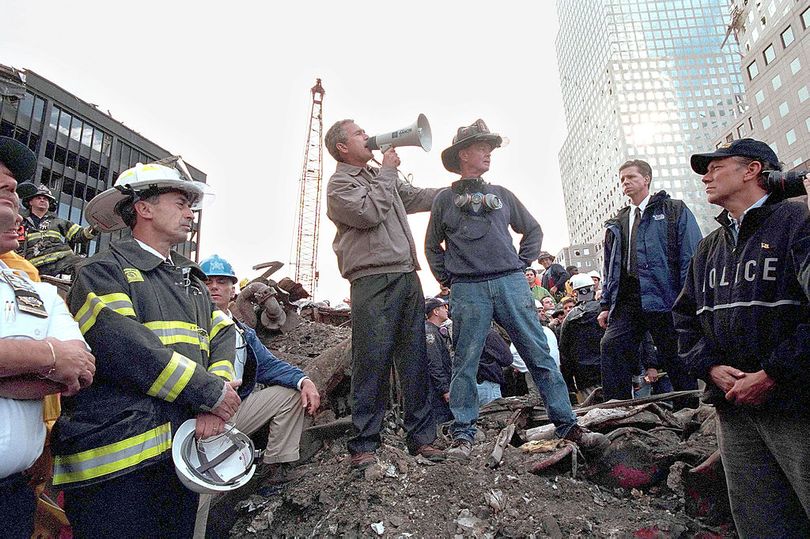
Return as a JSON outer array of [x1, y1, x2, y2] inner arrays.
[[172, 419, 258, 494]]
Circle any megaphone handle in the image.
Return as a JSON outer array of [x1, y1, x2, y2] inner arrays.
[[379, 144, 392, 153], [371, 157, 413, 186]]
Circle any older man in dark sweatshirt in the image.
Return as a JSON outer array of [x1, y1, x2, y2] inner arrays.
[[425, 119, 608, 460]]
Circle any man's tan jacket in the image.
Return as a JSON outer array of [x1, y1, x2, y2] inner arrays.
[[326, 162, 439, 282]]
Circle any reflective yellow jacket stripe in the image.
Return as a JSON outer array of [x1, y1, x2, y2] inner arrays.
[[74, 292, 136, 334], [143, 321, 210, 352], [53, 422, 172, 485], [29, 250, 71, 267], [209, 310, 234, 340], [65, 223, 82, 241], [207, 360, 235, 381], [146, 351, 197, 402], [26, 230, 65, 242]]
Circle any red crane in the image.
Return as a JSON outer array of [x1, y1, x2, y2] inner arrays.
[[292, 78, 325, 297]]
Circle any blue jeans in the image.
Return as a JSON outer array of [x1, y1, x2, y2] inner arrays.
[[477, 380, 502, 407], [449, 272, 576, 442]]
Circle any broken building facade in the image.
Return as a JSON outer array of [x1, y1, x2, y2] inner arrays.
[[0, 64, 207, 259]]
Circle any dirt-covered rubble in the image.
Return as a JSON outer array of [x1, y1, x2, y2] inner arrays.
[[227, 401, 732, 538], [265, 321, 351, 359], [218, 321, 733, 538]]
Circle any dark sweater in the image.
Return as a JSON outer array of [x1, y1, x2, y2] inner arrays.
[[477, 329, 514, 385], [426, 178, 543, 286]]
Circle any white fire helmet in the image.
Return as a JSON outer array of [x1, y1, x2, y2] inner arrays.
[[569, 273, 595, 291], [84, 160, 214, 232], [172, 419, 257, 494]]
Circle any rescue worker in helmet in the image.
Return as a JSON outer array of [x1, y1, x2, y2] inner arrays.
[[17, 183, 96, 277], [558, 273, 605, 403], [194, 254, 320, 537], [51, 161, 239, 538]]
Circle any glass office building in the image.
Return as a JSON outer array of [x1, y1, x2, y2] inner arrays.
[[0, 65, 206, 259], [556, 0, 745, 249]]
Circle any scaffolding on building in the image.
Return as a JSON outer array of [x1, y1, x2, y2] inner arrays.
[[292, 78, 325, 297]]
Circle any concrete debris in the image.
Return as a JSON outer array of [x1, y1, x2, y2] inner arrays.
[[455, 509, 492, 538], [224, 316, 733, 538], [483, 489, 504, 513], [666, 460, 689, 496]]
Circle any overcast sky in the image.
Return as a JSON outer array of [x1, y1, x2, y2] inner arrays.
[[2, 0, 571, 303]]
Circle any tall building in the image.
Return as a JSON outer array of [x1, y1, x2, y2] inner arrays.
[[556, 0, 745, 253], [712, 1, 810, 171], [0, 64, 207, 259], [555, 243, 601, 274]]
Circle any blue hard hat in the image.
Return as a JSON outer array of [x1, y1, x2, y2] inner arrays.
[[200, 254, 237, 282]]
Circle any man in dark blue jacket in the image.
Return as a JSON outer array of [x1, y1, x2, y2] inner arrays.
[[598, 159, 702, 405], [196, 255, 320, 536], [476, 327, 513, 406], [425, 296, 453, 423], [674, 139, 810, 537], [559, 274, 604, 400], [426, 119, 608, 460]]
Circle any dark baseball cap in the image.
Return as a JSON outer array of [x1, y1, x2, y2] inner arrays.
[[690, 138, 781, 175], [425, 296, 447, 316], [0, 136, 37, 183]]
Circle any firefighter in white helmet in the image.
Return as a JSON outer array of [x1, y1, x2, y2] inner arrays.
[[52, 161, 239, 537], [558, 273, 605, 402]]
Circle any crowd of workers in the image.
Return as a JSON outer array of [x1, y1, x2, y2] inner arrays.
[[0, 115, 808, 538]]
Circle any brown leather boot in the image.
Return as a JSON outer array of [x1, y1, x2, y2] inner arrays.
[[411, 444, 446, 462]]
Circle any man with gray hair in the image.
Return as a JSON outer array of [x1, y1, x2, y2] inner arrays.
[[53, 161, 239, 537], [325, 119, 445, 469], [675, 139, 810, 536], [426, 119, 608, 459]]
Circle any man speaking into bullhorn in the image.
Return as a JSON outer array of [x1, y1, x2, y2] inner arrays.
[[324, 117, 446, 470]]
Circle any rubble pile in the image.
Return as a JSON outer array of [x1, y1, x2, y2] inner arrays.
[[217, 310, 734, 537], [228, 394, 735, 538], [263, 321, 351, 360]]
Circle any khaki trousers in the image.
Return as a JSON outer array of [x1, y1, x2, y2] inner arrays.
[[194, 386, 305, 538]]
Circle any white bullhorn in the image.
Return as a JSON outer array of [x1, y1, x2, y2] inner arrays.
[[366, 114, 432, 152]]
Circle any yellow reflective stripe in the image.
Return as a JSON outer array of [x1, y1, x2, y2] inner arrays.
[[207, 360, 235, 381], [146, 352, 196, 402], [29, 250, 71, 267], [74, 292, 136, 334], [65, 223, 82, 241], [26, 230, 65, 242], [53, 422, 172, 485], [144, 321, 210, 352], [210, 310, 233, 340]]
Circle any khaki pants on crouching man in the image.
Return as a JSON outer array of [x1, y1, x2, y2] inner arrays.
[[194, 385, 306, 538]]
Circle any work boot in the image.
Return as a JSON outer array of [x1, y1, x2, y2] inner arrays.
[[410, 444, 446, 462], [261, 462, 306, 485], [349, 451, 377, 470], [446, 439, 472, 460], [563, 424, 610, 454]]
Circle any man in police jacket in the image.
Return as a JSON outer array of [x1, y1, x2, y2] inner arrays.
[[53, 163, 240, 538], [674, 139, 810, 536]]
